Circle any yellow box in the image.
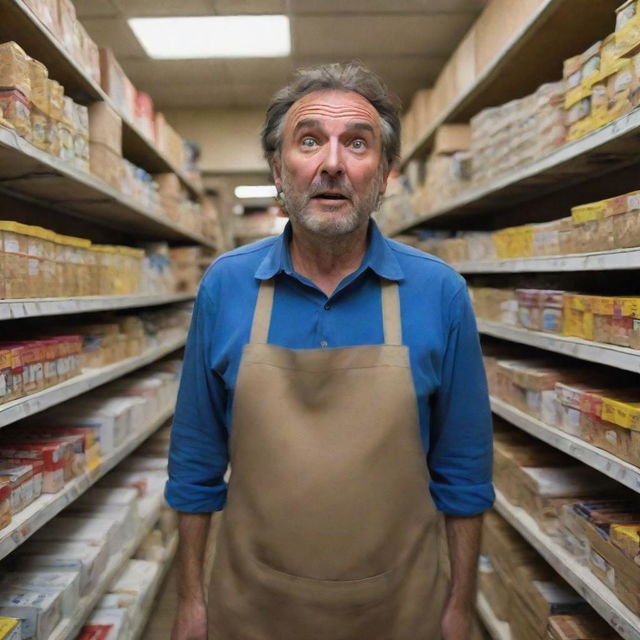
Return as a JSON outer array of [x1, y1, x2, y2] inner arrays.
[[610, 523, 640, 561], [571, 200, 608, 224], [0, 617, 20, 639], [601, 396, 640, 431]]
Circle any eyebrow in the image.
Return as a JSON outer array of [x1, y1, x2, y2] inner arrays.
[[292, 119, 376, 135]]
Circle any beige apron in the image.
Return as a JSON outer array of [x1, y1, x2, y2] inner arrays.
[[208, 278, 447, 640]]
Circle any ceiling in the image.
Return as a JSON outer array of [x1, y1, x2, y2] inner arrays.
[[73, 0, 487, 110]]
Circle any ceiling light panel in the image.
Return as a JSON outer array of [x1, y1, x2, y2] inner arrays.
[[128, 15, 291, 59]]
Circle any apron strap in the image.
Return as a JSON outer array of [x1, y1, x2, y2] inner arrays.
[[250, 278, 276, 344], [249, 278, 402, 345], [381, 278, 403, 345]]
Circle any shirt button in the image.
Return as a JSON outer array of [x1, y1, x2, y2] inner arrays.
[[324, 303, 331, 310], [320, 340, 328, 348]]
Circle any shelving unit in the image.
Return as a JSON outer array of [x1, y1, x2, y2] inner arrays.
[[476, 594, 511, 640], [477, 320, 640, 375], [49, 491, 167, 640], [0, 126, 214, 246], [494, 491, 640, 640], [454, 248, 640, 274], [0, 332, 186, 429], [0, 0, 202, 199], [491, 397, 640, 493], [0, 293, 194, 320], [400, 0, 620, 167], [0, 408, 173, 561], [391, 106, 640, 236]]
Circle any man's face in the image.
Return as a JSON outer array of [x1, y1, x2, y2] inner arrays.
[[273, 89, 389, 237]]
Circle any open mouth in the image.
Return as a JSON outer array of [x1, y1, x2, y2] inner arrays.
[[311, 192, 349, 201]]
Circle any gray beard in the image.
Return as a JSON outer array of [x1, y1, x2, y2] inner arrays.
[[280, 172, 383, 238]]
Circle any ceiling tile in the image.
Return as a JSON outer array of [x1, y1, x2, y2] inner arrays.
[[212, 0, 286, 13], [232, 83, 281, 109], [81, 17, 147, 57], [292, 14, 476, 57], [72, 0, 120, 18], [152, 84, 236, 109], [290, 0, 487, 14], [223, 58, 294, 85], [110, 0, 215, 17], [121, 58, 229, 87]]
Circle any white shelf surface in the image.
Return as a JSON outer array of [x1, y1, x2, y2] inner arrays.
[[0, 407, 173, 561], [0, 125, 214, 247], [478, 320, 640, 375], [391, 106, 640, 235], [490, 397, 640, 494], [454, 248, 640, 274], [0, 332, 186, 429], [0, 293, 194, 320], [49, 491, 167, 640], [3, 0, 202, 199], [494, 492, 640, 640], [476, 593, 512, 640], [130, 531, 179, 640]]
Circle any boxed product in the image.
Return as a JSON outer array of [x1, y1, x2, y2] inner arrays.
[[610, 523, 640, 563], [0, 481, 11, 529], [0, 587, 62, 640], [0, 42, 31, 99], [154, 112, 185, 169], [67, 501, 137, 548], [0, 462, 38, 515], [88, 102, 122, 155], [0, 570, 80, 618], [104, 559, 160, 617], [16, 540, 108, 595], [79, 608, 129, 640], [548, 612, 619, 639], [0, 617, 20, 640], [89, 142, 123, 191], [98, 48, 135, 121], [0, 89, 30, 139], [30, 515, 120, 555], [0, 442, 65, 493]]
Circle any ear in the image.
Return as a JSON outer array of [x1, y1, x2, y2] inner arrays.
[[272, 158, 283, 193], [378, 166, 391, 197]]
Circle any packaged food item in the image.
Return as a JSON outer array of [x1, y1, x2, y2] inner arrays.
[[79, 608, 130, 640], [0, 481, 10, 529], [89, 142, 123, 190], [606, 58, 635, 121], [99, 48, 135, 120], [0, 42, 31, 99], [0, 587, 62, 640], [0, 441, 65, 493], [46, 79, 63, 122], [0, 571, 79, 619], [563, 295, 596, 341], [548, 612, 620, 639], [0, 221, 30, 299], [0, 89, 30, 138], [592, 296, 614, 344], [74, 103, 89, 172], [0, 462, 35, 514], [88, 102, 122, 155], [27, 58, 47, 114], [0, 617, 21, 640], [57, 0, 77, 56]]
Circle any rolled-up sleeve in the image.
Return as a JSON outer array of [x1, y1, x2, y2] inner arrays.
[[165, 285, 229, 513], [428, 284, 494, 517]]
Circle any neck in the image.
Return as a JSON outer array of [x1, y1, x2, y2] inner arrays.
[[289, 219, 370, 297]]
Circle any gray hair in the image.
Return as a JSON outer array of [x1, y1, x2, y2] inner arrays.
[[262, 62, 401, 172]]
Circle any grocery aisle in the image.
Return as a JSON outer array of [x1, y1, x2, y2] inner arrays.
[[1, 0, 640, 639]]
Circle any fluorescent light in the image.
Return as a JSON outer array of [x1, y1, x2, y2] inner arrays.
[[234, 185, 278, 199], [129, 15, 291, 59]]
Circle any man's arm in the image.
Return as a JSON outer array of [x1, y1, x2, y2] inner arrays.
[[171, 513, 211, 640], [441, 514, 483, 640]]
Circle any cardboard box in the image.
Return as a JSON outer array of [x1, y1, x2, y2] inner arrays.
[[0, 617, 20, 640], [433, 124, 471, 155], [98, 48, 135, 120], [548, 612, 620, 639], [89, 141, 123, 191], [0, 587, 61, 640], [88, 102, 122, 156]]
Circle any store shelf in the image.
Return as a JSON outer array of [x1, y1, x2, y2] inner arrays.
[[130, 531, 179, 640], [392, 106, 640, 235], [0, 332, 186, 429], [477, 593, 512, 640], [0, 407, 173, 561], [0, 125, 214, 247], [454, 247, 640, 274], [49, 490, 167, 640], [491, 397, 640, 493], [494, 491, 640, 640], [0, 293, 194, 321], [400, 0, 620, 166], [478, 320, 640, 375], [0, 0, 202, 199]]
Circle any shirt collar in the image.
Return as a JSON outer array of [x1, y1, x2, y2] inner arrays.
[[255, 218, 404, 282]]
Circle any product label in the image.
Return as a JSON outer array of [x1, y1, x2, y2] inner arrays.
[[4, 239, 19, 254]]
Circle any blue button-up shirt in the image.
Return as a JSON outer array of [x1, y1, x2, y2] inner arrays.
[[166, 220, 494, 517]]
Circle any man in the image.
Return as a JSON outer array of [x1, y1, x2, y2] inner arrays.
[[167, 62, 494, 640]]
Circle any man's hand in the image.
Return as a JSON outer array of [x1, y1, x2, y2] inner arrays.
[[441, 598, 472, 640], [171, 597, 208, 640]]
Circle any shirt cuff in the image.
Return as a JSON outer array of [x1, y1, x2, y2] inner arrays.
[[429, 480, 495, 517], [164, 479, 227, 513]]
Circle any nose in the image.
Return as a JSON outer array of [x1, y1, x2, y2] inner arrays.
[[320, 138, 344, 177]]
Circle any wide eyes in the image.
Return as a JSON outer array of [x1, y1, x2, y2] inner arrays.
[[299, 137, 367, 150]]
